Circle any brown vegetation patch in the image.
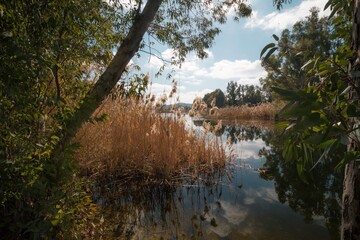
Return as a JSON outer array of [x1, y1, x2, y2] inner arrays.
[[207, 103, 277, 121], [74, 98, 226, 189]]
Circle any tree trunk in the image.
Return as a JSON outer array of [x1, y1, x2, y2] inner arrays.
[[55, 0, 163, 154], [341, 1, 360, 239]]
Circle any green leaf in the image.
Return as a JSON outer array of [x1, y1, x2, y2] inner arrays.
[[275, 121, 289, 129], [324, 0, 333, 10], [328, 2, 341, 19], [263, 47, 278, 60], [272, 34, 279, 41], [318, 139, 337, 149], [310, 140, 336, 171], [260, 43, 275, 58], [51, 219, 59, 226], [51, 135, 59, 141]]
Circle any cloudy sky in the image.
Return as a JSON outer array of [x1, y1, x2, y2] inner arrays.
[[133, 0, 330, 103]]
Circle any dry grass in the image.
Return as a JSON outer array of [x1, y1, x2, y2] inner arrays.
[[74, 97, 226, 187], [206, 103, 278, 121]]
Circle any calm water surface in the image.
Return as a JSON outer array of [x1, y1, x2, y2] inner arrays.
[[102, 120, 342, 239]]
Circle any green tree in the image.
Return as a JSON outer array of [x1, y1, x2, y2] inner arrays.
[[267, 1, 360, 239], [226, 81, 267, 106], [260, 8, 334, 96], [203, 89, 226, 108], [243, 85, 262, 106], [226, 81, 240, 106]]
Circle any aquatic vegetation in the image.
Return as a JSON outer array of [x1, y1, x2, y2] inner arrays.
[[74, 97, 226, 188], [207, 103, 278, 121]]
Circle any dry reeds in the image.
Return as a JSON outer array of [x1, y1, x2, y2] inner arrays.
[[74, 97, 226, 186], [207, 103, 277, 121]]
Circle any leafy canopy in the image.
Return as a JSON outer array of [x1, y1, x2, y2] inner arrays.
[[260, 1, 359, 178]]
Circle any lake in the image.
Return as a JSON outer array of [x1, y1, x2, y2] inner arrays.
[[98, 120, 342, 239]]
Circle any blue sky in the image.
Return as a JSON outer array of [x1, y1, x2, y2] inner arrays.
[[132, 0, 330, 103]]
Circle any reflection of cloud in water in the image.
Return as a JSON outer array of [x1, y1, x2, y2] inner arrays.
[[234, 139, 266, 160], [243, 196, 255, 205], [206, 201, 248, 237], [243, 187, 278, 205]]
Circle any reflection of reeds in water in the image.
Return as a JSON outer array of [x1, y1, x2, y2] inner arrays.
[[75, 97, 226, 187], [96, 179, 226, 239]]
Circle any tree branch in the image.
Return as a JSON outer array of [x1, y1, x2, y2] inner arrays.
[[54, 0, 163, 159]]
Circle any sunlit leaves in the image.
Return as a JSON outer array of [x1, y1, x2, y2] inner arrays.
[[150, 0, 252, 64]]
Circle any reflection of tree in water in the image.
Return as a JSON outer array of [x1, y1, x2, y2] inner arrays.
[[259, 131, 344, 239], [224, 123, 273, 143], [226, 125, 257, 143]]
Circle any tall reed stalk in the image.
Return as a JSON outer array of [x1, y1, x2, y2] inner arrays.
[[74, 97, 226, 186]]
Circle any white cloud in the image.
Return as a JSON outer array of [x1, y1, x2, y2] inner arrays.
[[171, 55, 265, 86], [178, 89, 213, 104], [147, 56, 164, 69], [149, 82, 173, 95], [171, 72, 204, 85], [207, 59, 265, 85], [243, 187, 278, 204], [150, 83, 213, 104], [161, 48, 176, 61], [245, 0, 330, 31], [147, 82, 202, 103], [145, 49, 265, 103], [235, 139, 266, 160]]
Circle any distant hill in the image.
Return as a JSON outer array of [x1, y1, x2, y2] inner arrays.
[[175, 103, 192, 109], [159, 103, 192, 113]]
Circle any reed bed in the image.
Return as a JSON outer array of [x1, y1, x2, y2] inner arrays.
[[207, 103, 277, 121], [74, 97, 226, 188]]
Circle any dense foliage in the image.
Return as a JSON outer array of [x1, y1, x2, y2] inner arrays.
[[225, 81, 270, 106], [263, 1, 360, 238], [261, 3, 359, 178], [202, 88, 226, 108], [0, 0, 253, 238], [260, 8, 335, 98], [0, 0, 125, 238]]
